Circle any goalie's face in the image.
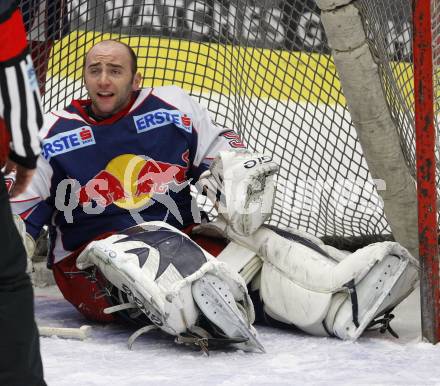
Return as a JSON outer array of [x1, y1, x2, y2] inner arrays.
[[84, 41, 141, 118]]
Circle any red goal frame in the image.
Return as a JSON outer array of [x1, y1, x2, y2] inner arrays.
[[413, 0, 440, 343]]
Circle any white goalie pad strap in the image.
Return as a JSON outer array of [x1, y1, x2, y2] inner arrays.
[[274, 226, 350, 262], [198, 150, 279, 236], [77, 221, 254, 337]]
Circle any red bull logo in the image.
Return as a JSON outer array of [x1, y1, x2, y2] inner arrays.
[[78, 152, 189, 210]]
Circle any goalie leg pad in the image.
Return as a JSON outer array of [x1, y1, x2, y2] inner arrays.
[[77, 221, 259, 349], [232, 226, 419, 340], [77, 223, 207, 335]]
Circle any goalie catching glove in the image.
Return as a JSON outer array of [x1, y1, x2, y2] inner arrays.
[[76, 221, 264, 352], [198, 150, 278, 236]]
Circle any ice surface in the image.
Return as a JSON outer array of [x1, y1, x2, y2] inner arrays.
[[34, 285, 440, 386]]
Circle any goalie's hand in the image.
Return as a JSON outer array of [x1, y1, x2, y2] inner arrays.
[[199, 150, 279, 236]]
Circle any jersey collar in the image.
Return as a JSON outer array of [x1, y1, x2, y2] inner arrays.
[[70, 90, 140, 125]]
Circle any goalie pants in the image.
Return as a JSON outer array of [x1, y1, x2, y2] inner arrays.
[[0, 174, 46, 386], [51, 225, 228, 323]]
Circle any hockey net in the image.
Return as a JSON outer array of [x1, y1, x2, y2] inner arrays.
[[20, 0, 432, 252]]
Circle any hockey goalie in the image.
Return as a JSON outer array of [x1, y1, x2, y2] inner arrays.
[[9, 40, 418, 352], [13, 147, 419, 352]]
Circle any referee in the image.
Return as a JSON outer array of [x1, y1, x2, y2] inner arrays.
[[0, 1, 46, 385]]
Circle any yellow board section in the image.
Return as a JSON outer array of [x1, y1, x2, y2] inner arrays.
[[49, 30, 346, 104], [49, 31, 423, 107]]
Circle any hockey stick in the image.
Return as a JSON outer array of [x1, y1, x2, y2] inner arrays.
[[38, 325, 92, 340]]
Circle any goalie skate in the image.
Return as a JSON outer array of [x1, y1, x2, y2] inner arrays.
[[331, 252, 419, 340], [192, 273, 265, 353]]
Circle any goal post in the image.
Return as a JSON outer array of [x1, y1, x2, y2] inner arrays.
[[413, 0, 440, 343], [317, 0, 440, 343]]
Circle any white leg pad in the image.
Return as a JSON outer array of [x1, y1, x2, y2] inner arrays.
[[226, 226, 419, 340], [76, 222, 257, 344]]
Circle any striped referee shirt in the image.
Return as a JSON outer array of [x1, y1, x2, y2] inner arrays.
[[0, 0, 43, 169]]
